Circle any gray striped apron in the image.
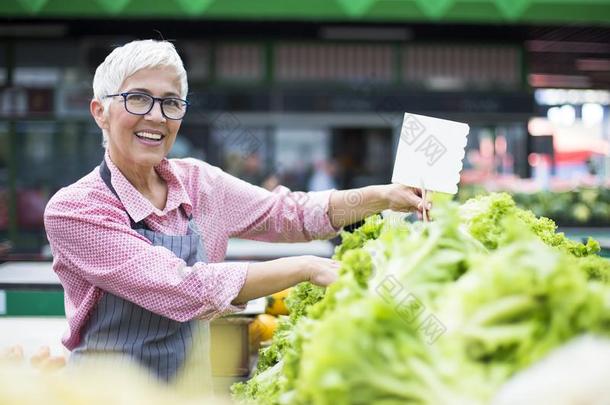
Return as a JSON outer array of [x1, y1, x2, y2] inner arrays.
[[70, 158, 212, 389]]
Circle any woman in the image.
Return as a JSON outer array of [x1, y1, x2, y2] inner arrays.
[[44, 40, 427, 387]]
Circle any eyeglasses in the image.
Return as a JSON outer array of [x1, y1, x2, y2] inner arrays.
[[104, 92, 189, 120]]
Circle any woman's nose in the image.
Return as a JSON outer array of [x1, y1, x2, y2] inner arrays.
[[145, 100, 166, 122]]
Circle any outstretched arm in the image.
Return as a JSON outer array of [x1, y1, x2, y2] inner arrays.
[[327, 184, 429, 229], [232, 255, 339, 304]]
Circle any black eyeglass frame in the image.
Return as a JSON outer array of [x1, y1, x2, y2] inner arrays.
[[103, 92, 190, 120]]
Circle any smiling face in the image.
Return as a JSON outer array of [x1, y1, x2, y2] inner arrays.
[[91, 66, 183, 170]]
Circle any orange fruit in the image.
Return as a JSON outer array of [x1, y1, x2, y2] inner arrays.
[[249, 314, 278, 346], [265, 288, 291, 316]]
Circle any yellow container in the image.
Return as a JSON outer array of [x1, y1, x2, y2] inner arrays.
[[210, 317, 252, 377]]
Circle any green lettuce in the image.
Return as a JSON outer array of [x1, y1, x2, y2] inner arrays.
[[233, 193, 610, 405]]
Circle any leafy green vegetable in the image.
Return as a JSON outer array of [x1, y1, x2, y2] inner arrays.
[[295, 296, 484, 405], [445, 235, 607, 370], [285, 282, 325, 321], [232, 361, 284, 405], [232, 216, 385, 403], [309, 248, 373, 320], [333, 215, 384, 260], [255, 317, 295, 373], [460, 193, 603, 261], [233, 193, 610, 405]]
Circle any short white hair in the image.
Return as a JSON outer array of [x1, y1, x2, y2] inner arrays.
[[92, 39, 188, 147]]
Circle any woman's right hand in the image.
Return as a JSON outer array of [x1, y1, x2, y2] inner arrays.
[[233, 255, 340, 304], [292, 255, 340, 287]]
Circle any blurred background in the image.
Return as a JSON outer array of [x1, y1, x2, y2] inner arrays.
[[0, 0, 609, 257]]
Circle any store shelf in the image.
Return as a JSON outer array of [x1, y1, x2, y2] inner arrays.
[[0, 261, 60, 290], [226, 238, 334, 260]]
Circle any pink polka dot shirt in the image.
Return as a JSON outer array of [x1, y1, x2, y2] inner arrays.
[[44, 153, 338, 350]]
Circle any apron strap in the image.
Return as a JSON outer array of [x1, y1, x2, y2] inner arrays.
[[99, 158, 192, 229], [99, 159, 145, 230]]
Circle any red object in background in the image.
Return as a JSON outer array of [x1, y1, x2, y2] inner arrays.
[[553, 131, 609, 164], [554, 150, 598, 164], [17, 189, 47, 230]]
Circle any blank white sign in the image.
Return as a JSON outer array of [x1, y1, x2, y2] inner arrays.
[[392, 113, 469, 194]]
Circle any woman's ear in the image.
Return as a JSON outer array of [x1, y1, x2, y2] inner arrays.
[[90, 99, 108, 130]]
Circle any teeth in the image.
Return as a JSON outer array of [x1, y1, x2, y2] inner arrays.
[[136, 132, 163, 140]]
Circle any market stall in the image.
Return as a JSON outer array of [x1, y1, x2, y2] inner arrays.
[[1, 2, 609, 404]]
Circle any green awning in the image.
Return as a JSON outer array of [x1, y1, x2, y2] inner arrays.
[[3, 0, 610, 25]]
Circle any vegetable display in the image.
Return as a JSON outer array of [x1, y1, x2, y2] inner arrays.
[[232, 193, 610, 405], [458, 187, 610, 227]]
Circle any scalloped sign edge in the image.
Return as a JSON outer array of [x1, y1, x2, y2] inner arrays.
[[391, 112, 469, 195]]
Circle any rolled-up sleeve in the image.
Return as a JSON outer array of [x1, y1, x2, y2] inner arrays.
[[44, 191, 248, 323], [208, 166, 340, 242]]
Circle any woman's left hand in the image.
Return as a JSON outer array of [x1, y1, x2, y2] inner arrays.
[[328, 183, 432, 229], [381, 183, 431, 213]]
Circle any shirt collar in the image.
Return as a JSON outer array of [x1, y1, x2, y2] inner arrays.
[[103, 152, 193, 223]]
